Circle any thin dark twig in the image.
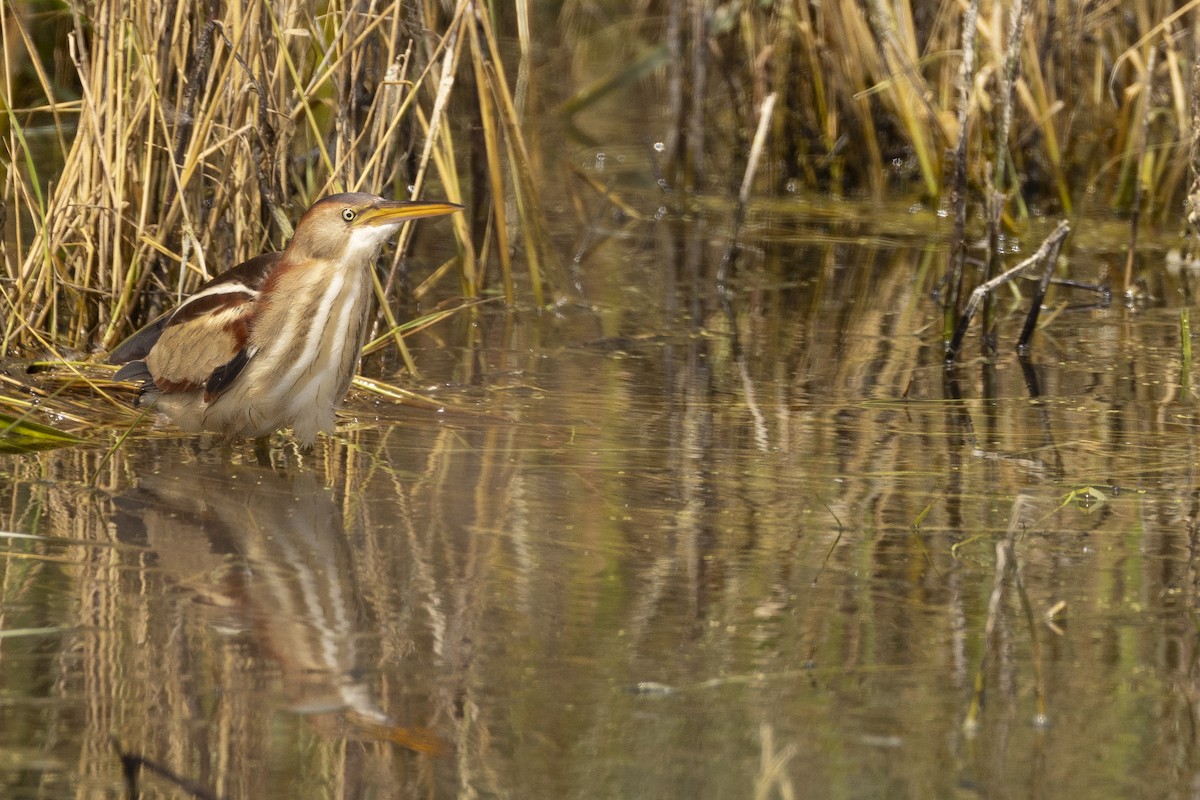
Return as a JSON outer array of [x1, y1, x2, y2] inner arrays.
[[168, 5, 221, 208], [811, 498, 845, 588], [1016, 227, 1069, 352], [112, 739, 223, 800], [687, 0, 707, 190], [1050, 277, 1110, 296], [946, 220, 1070, 365], [663, 0, 683, 185], [211, 22, 280, 216]]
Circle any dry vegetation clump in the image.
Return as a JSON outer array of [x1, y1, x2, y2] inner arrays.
[[1, 0, 547, 357], [639, 0, 1193, 226]]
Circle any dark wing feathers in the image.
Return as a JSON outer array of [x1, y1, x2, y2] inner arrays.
[[106, 315, 170, 366], [204, 346, 252, 399], [111, 360, 153, 383]]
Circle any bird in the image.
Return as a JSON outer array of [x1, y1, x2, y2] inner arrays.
[[108, 192, 461, 446]]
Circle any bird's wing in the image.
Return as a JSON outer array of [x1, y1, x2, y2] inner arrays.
[[108, 252, 282, 365], [110, 252, 282, 401], [145, 290, 258, 397]]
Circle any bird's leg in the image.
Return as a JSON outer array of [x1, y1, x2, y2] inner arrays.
[[253, 435, 272, 467]]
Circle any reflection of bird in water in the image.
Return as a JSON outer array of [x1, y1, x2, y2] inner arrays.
[[114, 456, 443, 755], [108, 193, 460, 446]]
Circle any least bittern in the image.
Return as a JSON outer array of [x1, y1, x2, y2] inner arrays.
[[109, 192, 461, 446]]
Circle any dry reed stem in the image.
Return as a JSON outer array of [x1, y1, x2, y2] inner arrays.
[[1124, 40, 1159, 294], [467, 15, 513, 304], [980, 0, 1030, 345], [473, 2, 550, 306], [945, 0, 979, 338]]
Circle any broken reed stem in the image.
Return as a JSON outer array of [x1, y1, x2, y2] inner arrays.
[[944, 0, 980, 341], [1124, 41, 1158, 296], [945, 220, 1070, 365], [719, 93, 776, 438], [739, 93, 777, 206]]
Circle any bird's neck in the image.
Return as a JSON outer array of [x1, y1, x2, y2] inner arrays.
[[250, 256, 376, 391]]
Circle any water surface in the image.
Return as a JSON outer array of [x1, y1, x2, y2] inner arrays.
[[5, 199, 1200, 799]]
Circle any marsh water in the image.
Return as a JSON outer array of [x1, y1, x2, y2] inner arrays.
[[9, 37, 1200, 800], [6, 197, 1200, 799]]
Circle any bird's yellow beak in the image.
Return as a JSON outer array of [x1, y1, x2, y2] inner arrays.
[[356, 200, 462, 227]]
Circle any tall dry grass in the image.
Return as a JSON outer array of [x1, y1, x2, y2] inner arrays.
[[5, 0, 1200, 359], [624, 0, 1197, 228], [0, 0, 549, 358]]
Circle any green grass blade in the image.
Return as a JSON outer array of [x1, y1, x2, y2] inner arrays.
[[0, 412, 83, 453]]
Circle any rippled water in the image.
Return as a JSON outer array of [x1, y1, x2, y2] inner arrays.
[[5, 197, 1200, 798]]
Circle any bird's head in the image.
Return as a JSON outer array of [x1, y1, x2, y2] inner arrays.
[[286, 192, 461, 264]]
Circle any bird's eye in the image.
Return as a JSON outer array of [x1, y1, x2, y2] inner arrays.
[[341, 208, 356, 222]]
